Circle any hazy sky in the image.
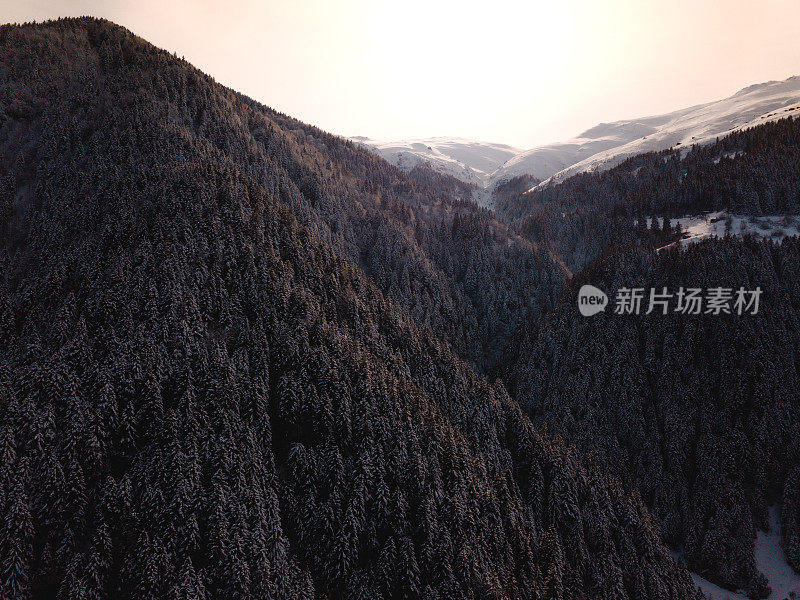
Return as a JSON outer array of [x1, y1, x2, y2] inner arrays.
[[2, 0, 800, 148]]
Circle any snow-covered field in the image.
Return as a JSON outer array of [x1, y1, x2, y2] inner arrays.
[[678, 507, 800, 600], [648, 212, 800, 250], [353, 76, 800, 204]]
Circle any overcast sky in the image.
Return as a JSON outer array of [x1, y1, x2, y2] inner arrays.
[[2, 0, 800, 148]]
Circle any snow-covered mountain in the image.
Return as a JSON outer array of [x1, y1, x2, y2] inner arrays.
[[350, 136, 522, 189], [354, 76, 800, 204], [528, 75, 800, 190]]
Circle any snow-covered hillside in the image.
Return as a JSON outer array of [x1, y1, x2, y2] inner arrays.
[[531, 75, 800, 190], [350, 136, 521, 189], [353, 76, 800, 204]]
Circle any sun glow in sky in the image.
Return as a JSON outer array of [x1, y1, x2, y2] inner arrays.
[[2, 0, 800, 147]]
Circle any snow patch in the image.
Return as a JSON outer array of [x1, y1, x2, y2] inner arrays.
[[677, 507, 800, 600], [714, 151, 743, 164], [646, 212, 800, 250]]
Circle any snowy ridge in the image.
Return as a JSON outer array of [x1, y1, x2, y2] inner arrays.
[[350, 136, 522, 189], [489, 119, 660, 185], [529, 75, 800, 191], [353, 76, 800, 204]]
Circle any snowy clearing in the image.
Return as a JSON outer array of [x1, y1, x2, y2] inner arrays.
[[647, 212, 800, 250]]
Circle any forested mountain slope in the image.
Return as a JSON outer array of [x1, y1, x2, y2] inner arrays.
[[497, 116, 800, 273], [495, 111, 800, 597], [513, 239, 800, 597], [0, 17, 564, 380], [226, 70, 566, 380], [0, 18, 698, 600]]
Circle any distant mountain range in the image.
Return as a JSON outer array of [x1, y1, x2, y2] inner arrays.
[[349, 136, 522, 190], [354, 76, 800, 205]]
